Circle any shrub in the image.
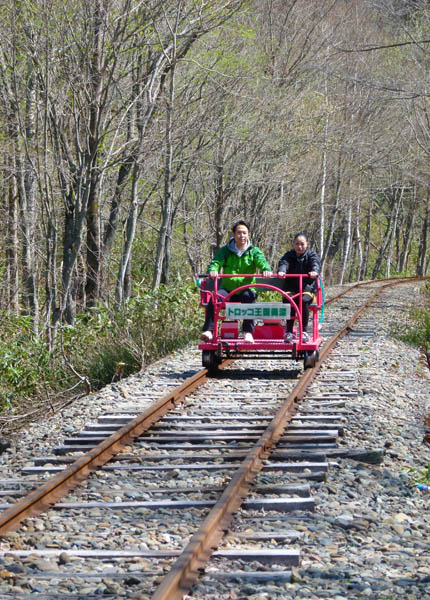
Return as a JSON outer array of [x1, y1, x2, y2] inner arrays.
[[61, 279, 201, 386], [398, 281, 430, 362], [0, 314, 60, 409], [0, 280, 202, 414]]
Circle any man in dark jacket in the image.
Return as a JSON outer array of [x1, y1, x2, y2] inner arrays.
[[277, 233, 321, 342]]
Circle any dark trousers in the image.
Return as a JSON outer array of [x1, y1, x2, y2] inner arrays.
[[202, 288, 257, 333], [283, 291, 314, 333]]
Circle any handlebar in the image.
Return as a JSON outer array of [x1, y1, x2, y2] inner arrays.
[[197, 273, 320, 278]]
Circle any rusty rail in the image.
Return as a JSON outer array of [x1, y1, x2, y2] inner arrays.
[[0, 276, 427, 581], [324, 276, 429, 305], [151, 276, 428, 599], [0, 365, 231, 535]]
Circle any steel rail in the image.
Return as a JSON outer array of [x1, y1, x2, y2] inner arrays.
[[0, 277, 426, 539], [324, 275, 429, 305], [0, 363, 232, 535], [151, 276, 426, 600]]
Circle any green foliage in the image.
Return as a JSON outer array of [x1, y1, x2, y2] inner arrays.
[[0, 281, 202, 414], [60, 280, 201, 387], [258, 288, 285, 302], [59, 307, 137, 389], [416, 463, 430, 485], [0, 314, 59, 409], [125, 279, 201, 366], [401, 307, 430, 352], [408, 463, 430, 485], [397, 282, 430, 354]]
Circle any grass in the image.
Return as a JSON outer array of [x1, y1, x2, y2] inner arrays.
[[394, 281, 430, 366], [0, 280, 202, 429], [407, 463, 430, 487], [392, 281, 430, 489]]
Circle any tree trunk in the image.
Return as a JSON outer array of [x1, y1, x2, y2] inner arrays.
[[386, 187, 403, 278], [84, 0, 103, 307], [102, 157, 133, 288], [354, 207, 363, 281], [45, 218, 58, 349], [321, 166, 341, 268], [5, 150, 19, 313], [60, 184, 88, 325], [397, 196, 415, 273], [372, 188, 402, 279], [339, 202, 352, 284], [360, 198, 372, 280], [115, 189, 138, 305], [417, 192, 430, 276], [319, 65, 330, 260], [268, 181, 285, 266], [153, 59, 176, 289], [213, 103, 228, 252], [22, 62, 38, 323]]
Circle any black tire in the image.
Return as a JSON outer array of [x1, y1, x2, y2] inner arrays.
[[202, 350, 219, 375], [304, 350, 319, 369]]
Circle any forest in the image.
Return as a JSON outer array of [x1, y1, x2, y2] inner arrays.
[[1, 0, 430, 418]]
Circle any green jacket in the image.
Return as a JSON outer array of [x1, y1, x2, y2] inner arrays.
[[208, 240, 271, 292]]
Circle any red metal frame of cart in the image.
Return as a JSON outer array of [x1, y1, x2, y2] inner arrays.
[[198, 274, 323, 360]]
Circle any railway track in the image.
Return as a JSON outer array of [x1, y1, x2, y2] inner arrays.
[[0, 278, 428, 599]]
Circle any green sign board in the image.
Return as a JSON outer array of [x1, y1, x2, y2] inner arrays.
[[225, 302, 290, 320]]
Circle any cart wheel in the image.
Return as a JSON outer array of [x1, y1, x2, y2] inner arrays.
[[304, 350, 319, 369], [202, 350, 219, 375]]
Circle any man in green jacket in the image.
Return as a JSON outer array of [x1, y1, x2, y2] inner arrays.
[[200, 220, 272, 344]]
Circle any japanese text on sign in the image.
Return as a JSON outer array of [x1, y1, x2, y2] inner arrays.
[[225, 302, 290, 320]]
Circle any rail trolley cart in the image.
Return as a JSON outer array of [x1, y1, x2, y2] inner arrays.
[[197, 273, 323, 375]]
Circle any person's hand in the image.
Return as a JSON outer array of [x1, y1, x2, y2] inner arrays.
[[262, 271, 272, 278], [309, 271, 318, 278], [209, 271, 218, 279], [277, 271, 286, 278]]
